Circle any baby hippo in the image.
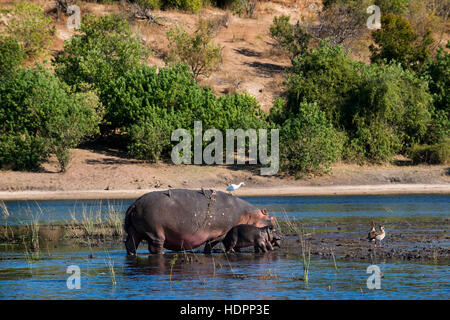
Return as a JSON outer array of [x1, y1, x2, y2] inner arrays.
[[223, 224, 282, 253]]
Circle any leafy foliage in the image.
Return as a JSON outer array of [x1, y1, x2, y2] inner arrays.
[[0, 66, 100, 171], [369, 13, 433, 71], [270, 15, 310, 60], [0, 36, 25, 76], [407, 138, 450, 164], [102, 64, 267, 162], [53, 14, 150, 91], [164, 0, 203, 12], [167, 19, 222, 80], [284, 40, 362, 128], [280, 101, 344, 176], [421, 43, 450, 113], [3, 2, 54, 58]]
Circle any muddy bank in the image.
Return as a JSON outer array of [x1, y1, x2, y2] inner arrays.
[[278, 219, 450, 262], [1, 218, 449, 262]]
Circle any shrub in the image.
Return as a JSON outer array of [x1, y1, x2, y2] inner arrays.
[[134, 0, 161, 10], [231, 0, 256, 18], [374, 0, 410, 14], [349, 116, 402, 163], [285, 40, 362, 128], [101, 63, 267, 161], [312, 0, 370, 47], [167, 19, 222, 80], [421, 43, 449, 113], [0, 36, 25, 76], [53, 14, 150, 91], [270, 15, 310, 60], [353, 63, 433, 150], [127, 122, 171, 162], [4, 2, 54, 58], [164, 0, 203, 12], [0, 66, 100, 171], [369, 13, 433, 71], [280, 101, 344, 176], [407, 139, 450, 164]]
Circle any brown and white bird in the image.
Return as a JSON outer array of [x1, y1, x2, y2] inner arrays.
[[368, 222, 386, 247]]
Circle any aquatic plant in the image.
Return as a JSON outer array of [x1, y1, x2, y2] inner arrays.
[[260, 269, 278, 280], [298, 227, 311, 287], [330, 249, 338, 271], [104, 252, 117, 286], [169, 253, 179, 282], [0, 201, 14, 241]]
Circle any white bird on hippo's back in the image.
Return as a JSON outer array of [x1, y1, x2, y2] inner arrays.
[[226, 182, 245, 192]]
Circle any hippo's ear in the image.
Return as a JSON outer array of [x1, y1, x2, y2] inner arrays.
[[262, 208, 268, 215]]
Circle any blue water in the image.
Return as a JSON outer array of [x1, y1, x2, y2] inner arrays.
[[0, 194, 449, 299], [2, 194, 449, 225]]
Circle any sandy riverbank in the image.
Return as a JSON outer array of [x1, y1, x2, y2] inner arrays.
[[0, 148, 449, 200], [0, 184, 449, 201]]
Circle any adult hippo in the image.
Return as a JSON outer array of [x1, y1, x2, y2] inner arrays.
[[124, 189, 273, 255]]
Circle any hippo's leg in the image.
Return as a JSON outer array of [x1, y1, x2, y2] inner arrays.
[[258, 241, 268, 253], [204, 240, 221, 254], [145, 232, 165, 254], [125, 226, 143, 256]]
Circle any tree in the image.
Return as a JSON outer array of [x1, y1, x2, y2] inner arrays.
[[53, 14, 150, 90], [270, 15, 310, 60], [167, 19, 222, 80], [285, 40, 362, 129], [0, 36, 25, 76], [369, 14, 433, 71], [129, 0, 162, 25], [350, 62, 433, 161], [309, 0, 370, 47], [0, 66, 100, 171], [280, 101, 344, 176], [3, 2, 54, 58]]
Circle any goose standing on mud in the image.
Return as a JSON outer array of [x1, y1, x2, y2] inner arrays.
[[368, 224, 386, 247]]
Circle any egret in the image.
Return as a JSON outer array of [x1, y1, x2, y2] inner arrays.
[[226, 182, 245, 192]]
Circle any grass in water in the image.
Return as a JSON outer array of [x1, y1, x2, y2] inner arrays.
[[169, 253, 179, 282], [104, 252, 117, 286]]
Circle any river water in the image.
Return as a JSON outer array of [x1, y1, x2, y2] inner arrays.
[[0, 195, 449, 299]]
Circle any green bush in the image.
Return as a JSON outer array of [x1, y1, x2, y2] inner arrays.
[[374, 0, 410, 14], [270, 15, 310, 60], [0, 66, 100, 171], [369, 13, 433, 71], [407, 139, 450, 164], [4, 2, 54, 58], [421, 43, 449, 114], [280, 101, 344, 176], [349, 116, 402, 163], [285, 40, 362, 128], [353, 63, 433, 149], [0, 36, 25, 76], [101, 63, 267, 162], [167, 19, 222, 80], [279, 40, 434, 164], [53, 14, 150, 91], [133, 0, 161, 10], [127, 122, 171, 162], [164, 0, 203, 12]]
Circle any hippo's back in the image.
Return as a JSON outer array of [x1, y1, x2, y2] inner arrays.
[[128, 189, 256, 235]]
